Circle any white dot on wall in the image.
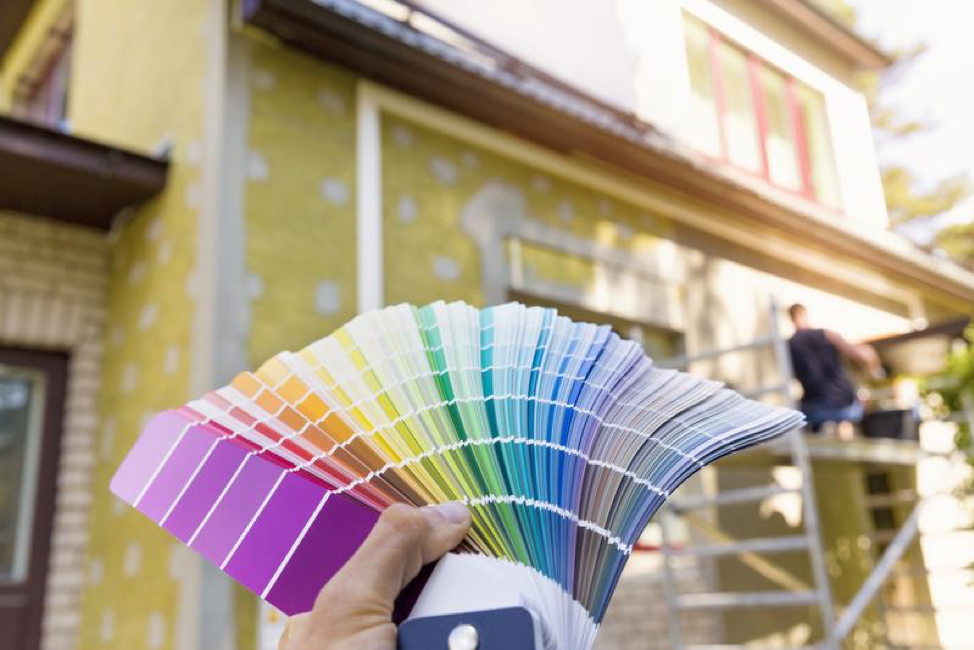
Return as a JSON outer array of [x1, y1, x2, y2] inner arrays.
[[138, 302, 158, 330], [616, 223, 634, 239], [88, 557, 104, 586], [100, 609, 115, 642], [598, 198, 613, 216], [121, 363, 137, 393], [558, 199, 574, 223], [532, 175, 551, 192], [433, 255, 461, 281], [157, 240, 173, 265], [100, 417, 116, 460], [398, 195, 418, 223], [461, 150, 479, 168], [185, 182, 202, 209], [128, 261, 147, 285], [317, 87, 347, 115], [123, 542, 142, 577], [320, 178, 349, 205], [184, 140, 202, 166], [392, 124, 414, 148], [314, 280, 341, 316], [146, 219, 163, 242], [186, 271, 199, 299], [247, 150, 268, 181], [111, 325, 124, 349], [251, 68, 275, 91], [164, 346, 181, 376], [245, 273, 264, 299], [146, 612, 166, 649], [430, 156, 458, 184], [112, 496, 126, 517]]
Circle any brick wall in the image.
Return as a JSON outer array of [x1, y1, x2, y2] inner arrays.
[[0, 211, 108, 650]]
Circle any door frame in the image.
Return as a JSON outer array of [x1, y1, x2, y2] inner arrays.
[[0, 346, 68, 650]]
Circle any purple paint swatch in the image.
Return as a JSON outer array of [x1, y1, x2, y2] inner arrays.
[[111, 411, 192, 504], [223, 471, 324, 594], [189, 455, 283, 566], [266, 492, 380, 614], [138, 424, 215, 522], [163, 436, 251, 541]]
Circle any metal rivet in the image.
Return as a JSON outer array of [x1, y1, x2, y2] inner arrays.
[[448, 623, 479, 650]]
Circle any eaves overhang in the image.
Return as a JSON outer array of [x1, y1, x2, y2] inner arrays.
[[242, 0, 974, 306], [0, 116, 169, 230], [755, 0, 893, 70]]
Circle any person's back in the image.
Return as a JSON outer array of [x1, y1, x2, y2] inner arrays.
[[785, 304, 881, 434], [788, 328, 855, 409]]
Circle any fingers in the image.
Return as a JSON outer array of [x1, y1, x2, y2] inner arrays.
[[316, 502, 471, 613]]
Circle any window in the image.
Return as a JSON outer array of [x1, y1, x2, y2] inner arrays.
[[715, 39, 761, 173], [0, 348, 67, 650], [682, 14, 840, 209], [682, 15, 721, 157], [11, 9, 73, 131]]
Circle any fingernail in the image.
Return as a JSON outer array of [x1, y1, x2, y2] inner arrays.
[[423, 501, 470, 526]]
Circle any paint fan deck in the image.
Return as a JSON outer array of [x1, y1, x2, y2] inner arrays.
[[112, 301, 801, 650]]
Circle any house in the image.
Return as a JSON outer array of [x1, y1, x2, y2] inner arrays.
[[0, 0, 971, 648]]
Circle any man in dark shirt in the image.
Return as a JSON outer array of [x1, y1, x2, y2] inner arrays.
[[787, 304, 882, 436]]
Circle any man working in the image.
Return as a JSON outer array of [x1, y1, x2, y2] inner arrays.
[[787, 304, 883, 437]]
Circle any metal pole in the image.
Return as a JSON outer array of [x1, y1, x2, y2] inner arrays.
[[770, 297, 837, 647], [659, 508, 686, 650], [832, 502, 924, 642]]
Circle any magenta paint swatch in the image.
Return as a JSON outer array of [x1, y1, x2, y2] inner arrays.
[[111, 412, 379, 614]]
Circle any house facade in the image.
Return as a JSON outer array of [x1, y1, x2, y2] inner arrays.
[[0, 0, 971, 649]]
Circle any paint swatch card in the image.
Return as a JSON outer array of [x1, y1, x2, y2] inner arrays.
[[112, 301, 802, 650]]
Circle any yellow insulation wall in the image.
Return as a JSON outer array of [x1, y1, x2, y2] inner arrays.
[[71, 1, 207, 648], [380, 114, 677, 308], [244, 41, 359, 365]]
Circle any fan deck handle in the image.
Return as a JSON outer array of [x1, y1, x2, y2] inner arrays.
[[397, 606, 542, 650]]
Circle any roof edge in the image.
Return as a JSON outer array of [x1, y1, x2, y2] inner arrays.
[[756, 0, 893, 69], [243, 0, 971, 305], [0, 115, 169, 229]]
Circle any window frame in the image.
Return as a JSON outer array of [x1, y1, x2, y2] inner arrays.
[[696, 24, 834, 209], [0, 347, 68, 650], [10, 7, 73, 132]]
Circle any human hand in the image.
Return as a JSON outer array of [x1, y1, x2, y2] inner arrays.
[[278, 502, 472, 650]]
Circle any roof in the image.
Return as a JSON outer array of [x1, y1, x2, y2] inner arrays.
[[0, 116, 169, 229], [0, 0, 34, 60], [866, 317, 970, 349], [755, 0, 893, 70], [243, 0, 974, 305]]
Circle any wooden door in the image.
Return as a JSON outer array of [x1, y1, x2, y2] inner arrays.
[[0, 347, 67, 650]]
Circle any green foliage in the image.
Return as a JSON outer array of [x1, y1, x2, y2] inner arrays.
[[935, 223, 974, 268], [812, 0, 973, 236], [866, 47, 973, 230], [928, 327, 974, 494], [883, 169, 972, 228]]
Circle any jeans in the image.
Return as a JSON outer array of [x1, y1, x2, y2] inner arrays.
[[801, 399, 864, 432]]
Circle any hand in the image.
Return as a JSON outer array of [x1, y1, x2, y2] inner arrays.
[[278, 502, 471, 650]]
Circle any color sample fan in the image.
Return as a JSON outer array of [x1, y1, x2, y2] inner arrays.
[[112, 301, 802, 650]]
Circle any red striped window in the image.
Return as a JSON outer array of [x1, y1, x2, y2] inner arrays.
[[683, 14, 841, 209]]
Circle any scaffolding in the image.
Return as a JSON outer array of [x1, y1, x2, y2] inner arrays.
[[654, 298, 973, 650]]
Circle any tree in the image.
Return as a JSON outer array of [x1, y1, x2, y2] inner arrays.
[[810, 1, 973, 246]]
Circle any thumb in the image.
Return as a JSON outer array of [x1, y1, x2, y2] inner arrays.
[[316, 502, 471, 614]]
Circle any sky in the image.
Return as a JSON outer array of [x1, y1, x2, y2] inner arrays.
[[848, 0, 974, 242]]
